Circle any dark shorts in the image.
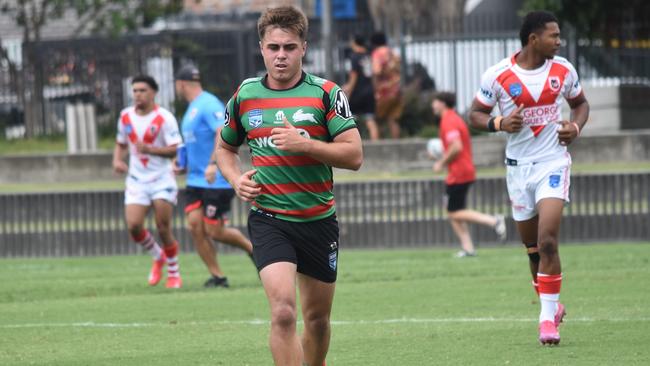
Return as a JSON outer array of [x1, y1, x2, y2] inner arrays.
[[247, 209, 340, 283], [184, 187, 235, 224], [444, 182, 474, 212]]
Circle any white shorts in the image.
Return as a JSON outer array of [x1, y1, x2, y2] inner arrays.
[[124, 173, 178, 206], [506, 154, 571, 222]]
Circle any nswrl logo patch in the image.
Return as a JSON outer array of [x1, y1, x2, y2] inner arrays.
[[549, 174, 561, 188], [328, 241, 338, 271], [329, 251, 337, 271], [248, 109, 263, 128], [509, 82, 522, 97]]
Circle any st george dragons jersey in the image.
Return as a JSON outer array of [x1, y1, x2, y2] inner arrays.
[[475, 53, 583, 163], [116, 106, 182, 182], [220, 72, 357, 222]]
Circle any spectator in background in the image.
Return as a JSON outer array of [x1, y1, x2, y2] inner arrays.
[[370, 32, 403, 139], [112, 75, 183, 288], [174, 64, 254, 288], [342, 35, 379, 141], [431, 92, 506, 257]]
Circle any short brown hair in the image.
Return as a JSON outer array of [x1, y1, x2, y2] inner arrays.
[[257, 6, 308, 41], [434, 91, 456, 109]]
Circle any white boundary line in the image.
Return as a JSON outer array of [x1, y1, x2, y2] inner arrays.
[[2, 317, 649, 329]]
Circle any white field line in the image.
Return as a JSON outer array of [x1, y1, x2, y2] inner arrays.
[[2, 317, 649, 329]]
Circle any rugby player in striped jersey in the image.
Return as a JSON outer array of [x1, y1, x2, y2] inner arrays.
[[210, 6, 362, 366]]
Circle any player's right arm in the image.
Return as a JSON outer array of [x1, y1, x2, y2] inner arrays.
[[113, 114, 129, 174], [469, 68, 523, 133], [112, 143, 128, 174], [216, 137, 260, 202], [210, 95, 261, 202]]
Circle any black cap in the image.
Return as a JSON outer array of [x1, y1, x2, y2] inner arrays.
[[175, 64, 201, 81]]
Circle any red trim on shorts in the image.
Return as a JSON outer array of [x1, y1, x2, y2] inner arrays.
[[203, 216, 222, 226], [185, 200, 202, 213]]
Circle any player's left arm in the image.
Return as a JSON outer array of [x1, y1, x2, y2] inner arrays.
[[558, 65, 590, 145], [558, 93, 589, 146]]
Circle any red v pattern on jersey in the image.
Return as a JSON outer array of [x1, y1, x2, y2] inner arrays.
[[496, 61, 568, 137], [121, 108, 165, 167]]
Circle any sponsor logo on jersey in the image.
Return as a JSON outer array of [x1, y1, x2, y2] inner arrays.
[[248, 109, 263, 128], [548, 76, 561, 93], [509, 83, 523, 97], [334, 90, 353, 119], [480, 87, 493, 99], [125, 124, 133, 134], [252, 128, 310, 148], [274, 110, 286, 124], [149, 124, 159, 135], [292, 109, 317, 124], [522, 104, 560, 126]]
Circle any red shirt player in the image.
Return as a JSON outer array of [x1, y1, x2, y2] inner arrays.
[[431, 92, 506, 257], [469, 11, 589, 345]]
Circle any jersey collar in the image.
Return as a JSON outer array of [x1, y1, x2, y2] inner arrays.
[[261, 71, 306, 91]]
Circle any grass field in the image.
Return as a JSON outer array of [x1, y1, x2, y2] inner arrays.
[[1, 243, 649, 365]]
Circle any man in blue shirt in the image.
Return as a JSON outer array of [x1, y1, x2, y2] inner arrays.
[[174, 64, 254, 288]]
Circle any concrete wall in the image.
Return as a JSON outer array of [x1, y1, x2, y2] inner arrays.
[[1, 130, 649, 184]]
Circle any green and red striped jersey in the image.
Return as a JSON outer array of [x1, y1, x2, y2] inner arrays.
[[221, 72, 357, 222]]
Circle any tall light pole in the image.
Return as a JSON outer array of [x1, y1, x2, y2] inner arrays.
[[321, 0, 334, 80]]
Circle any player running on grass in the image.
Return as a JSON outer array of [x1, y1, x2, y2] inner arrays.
[[214, 6, 362, 365], [173, 64, 254, 288], [430, 91, 507, 257], [112, 75, 184, 289], [469, 11, 589, 345]]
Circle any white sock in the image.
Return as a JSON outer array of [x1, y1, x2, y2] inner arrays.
[[138, 232, 163, 261], [539, 293, 559, 323], [167, 256, 180, 278]]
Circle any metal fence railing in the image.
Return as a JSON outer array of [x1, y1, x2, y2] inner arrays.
[[1, 172, 648, 258]]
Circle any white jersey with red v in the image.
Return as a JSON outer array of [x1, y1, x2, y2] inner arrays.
[[116, 105, 182, 182], [475, 54, 583, 163]]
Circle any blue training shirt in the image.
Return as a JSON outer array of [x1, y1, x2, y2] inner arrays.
[[181, 91, 231, 189]]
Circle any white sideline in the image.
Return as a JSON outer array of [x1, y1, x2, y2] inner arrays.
[[2, 317, 649, 329]]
